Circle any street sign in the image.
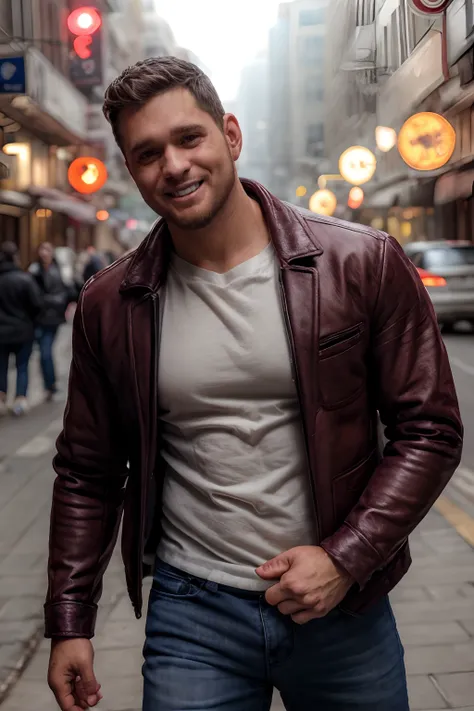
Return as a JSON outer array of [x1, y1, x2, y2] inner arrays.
[[408, 0, 452, 16], [0, 57, 26, 94]]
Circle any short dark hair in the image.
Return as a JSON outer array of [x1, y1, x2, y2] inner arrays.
[[103, 56, 226, 147], [0, 241, 18, 263]]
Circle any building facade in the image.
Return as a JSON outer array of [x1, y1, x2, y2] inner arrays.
[[0, 0, 100, 265], [267, 0, 329, 201], [324, 0, 474, 244]]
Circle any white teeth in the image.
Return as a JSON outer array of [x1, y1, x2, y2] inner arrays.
[[173, 182, 200, 198]]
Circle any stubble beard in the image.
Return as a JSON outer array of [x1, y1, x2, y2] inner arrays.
[[167, 160, 236, 231]]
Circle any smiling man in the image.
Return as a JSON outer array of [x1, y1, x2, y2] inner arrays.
[[45, 57, 462, 711]]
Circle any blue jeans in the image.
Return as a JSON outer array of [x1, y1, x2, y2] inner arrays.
[[0, 342, 33, 398], [36, 325, 58, 392], [142, 560, 409, 711]]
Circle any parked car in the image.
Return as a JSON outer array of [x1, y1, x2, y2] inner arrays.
[[404, 240, 474, 331]]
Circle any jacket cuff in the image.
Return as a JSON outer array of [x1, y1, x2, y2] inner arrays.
[[44, 601, 97, 639], [321, 522, 384, 589]]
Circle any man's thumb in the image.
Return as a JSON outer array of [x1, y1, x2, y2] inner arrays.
[[256, 553, 291, 579]]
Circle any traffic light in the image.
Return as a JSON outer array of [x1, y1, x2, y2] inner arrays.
[[68, 6, 103, 89]]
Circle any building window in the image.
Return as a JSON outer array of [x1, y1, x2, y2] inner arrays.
[[299, 36, 325, 63], [306, 124, 324, 157], [299, 9, 325, 27], [305, 78, 324, 103], [12, 0, 33, 40]]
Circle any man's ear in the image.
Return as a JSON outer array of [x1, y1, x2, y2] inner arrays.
[[223, 113, 243, 162]]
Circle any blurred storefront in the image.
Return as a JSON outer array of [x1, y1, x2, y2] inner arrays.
[[323, 1, 474, 243]]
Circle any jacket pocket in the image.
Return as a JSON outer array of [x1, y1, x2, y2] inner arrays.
[[318, 323, 366, 408], [319, 323, 363, 357], [332, 448, 378, 527]]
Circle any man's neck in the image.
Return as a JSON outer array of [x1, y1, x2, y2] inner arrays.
[[169, 180, 270, 274]]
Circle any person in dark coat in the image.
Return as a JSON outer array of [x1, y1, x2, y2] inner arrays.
[[29, 242, 69, 401], [83, 248, 107, 283], [0, 241, 43, 416]]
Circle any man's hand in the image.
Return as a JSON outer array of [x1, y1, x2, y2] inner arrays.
[[48, 639, 102, 710], [256, 546, 354, 625]]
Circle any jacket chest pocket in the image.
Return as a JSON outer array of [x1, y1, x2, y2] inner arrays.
[[318, 323, 366, 409]]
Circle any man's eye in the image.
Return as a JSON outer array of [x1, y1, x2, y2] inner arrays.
[[139, 150, 159, 163], [182, 134, 200, 145]]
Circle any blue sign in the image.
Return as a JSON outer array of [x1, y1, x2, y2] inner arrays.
[[0, 57, 26, 95]]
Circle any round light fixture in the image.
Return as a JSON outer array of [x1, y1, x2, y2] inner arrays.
[[309, 189, 337, 216], [339, 146, 376, 185], [397, 112, 456, 171], [68, 157, 108, 194], [375, 126, 397, 153], [348, 187, 364, 209]]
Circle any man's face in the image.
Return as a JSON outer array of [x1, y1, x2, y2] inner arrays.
[[121, 88, 242, 230]]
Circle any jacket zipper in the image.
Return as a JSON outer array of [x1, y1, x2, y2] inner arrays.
[[134, 291, 160, 619], [279, 270, 321, 543]]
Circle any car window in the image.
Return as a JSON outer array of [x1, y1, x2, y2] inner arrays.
[[408, 252, 424, 267], [421, 248, 474, 270]]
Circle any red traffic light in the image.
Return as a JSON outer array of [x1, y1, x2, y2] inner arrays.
[[74, 35, 93, 59], [67, 7, 102, 36]]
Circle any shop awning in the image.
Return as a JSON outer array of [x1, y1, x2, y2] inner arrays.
[[28, 186, 97, 224], [0, 189, 33, 209], [365, 178, 419, 208], [434, 170, 474, 205]]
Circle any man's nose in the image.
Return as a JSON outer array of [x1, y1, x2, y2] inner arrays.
[[163, 147, 191, 181]]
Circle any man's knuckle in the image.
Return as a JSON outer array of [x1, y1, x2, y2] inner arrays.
[[285, 579, 305, 596]]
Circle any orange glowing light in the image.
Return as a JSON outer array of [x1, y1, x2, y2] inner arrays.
[[348, 186, 364, 209], [398, 112, 456, 171], [68, 157, 107, 194], [96, 210, 109, 221]]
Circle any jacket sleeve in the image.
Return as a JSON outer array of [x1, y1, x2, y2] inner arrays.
[[44, 292, 128, 638], [25, 276, 44, 320], [321, 235, 463, 588]]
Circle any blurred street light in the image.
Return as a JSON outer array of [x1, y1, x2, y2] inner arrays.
[[296, 185, 307, 197], [68, 156, 108, 194], [397, 112, 456, 171], [96, 210, 109, 221], [309, 189, 337, 216], [348, 187, 364, 209], [375, 126, 397, 153], [339, 146, 377, 186]]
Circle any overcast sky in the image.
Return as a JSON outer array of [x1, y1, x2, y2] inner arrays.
[[154, 0, 282, 102]]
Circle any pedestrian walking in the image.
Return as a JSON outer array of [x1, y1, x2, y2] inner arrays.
[[29, 242, 69, 401], [45, 57, 463, 711], [0, 241, 43, 416], [82, 246, 107, 283]]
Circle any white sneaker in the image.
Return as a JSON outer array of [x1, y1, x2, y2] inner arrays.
[[12, 397, 29, 417]]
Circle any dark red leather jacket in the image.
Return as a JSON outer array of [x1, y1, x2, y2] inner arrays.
[[44, 180, 463, 638]]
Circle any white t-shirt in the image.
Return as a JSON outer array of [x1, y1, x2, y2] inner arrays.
[[157, 243, 315, 590]]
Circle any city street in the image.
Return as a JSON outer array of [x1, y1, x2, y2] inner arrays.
[[0, 328, 474, 710]]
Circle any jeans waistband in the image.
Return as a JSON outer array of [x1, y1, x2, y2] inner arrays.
[[155, 558, 266, 600]]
